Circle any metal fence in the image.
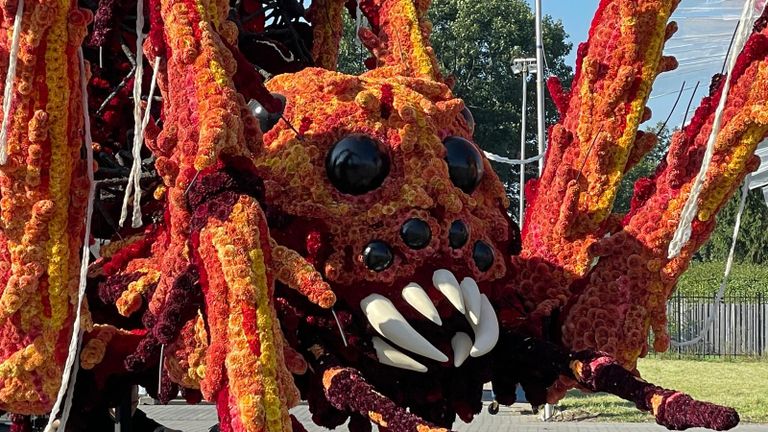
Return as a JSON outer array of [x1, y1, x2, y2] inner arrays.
[[650, 293, 768, 357]]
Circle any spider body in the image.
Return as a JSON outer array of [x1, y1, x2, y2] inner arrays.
[[0, 0, 765, 431]]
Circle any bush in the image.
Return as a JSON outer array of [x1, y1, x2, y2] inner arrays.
[[674, 261, 768, 297]]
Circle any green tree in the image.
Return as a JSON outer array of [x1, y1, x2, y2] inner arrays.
[[427, 0, 572, 216], [697, 187, 768, 265], [338, 13, 367, 76], [613, 123, 671, 214], [337, 0, 574, 219]]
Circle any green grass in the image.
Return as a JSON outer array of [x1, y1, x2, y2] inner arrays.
[[554, 358, 768, 423]]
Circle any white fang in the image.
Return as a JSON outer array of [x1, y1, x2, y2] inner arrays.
[[460, 277, 482, 326], [402, 283, 442, 326], [432, 269, 465, 314], [361, 294, 448, 363], [470, 294, 499, 357], [451, 332, 473, 367], [372, 337, 428, 373]]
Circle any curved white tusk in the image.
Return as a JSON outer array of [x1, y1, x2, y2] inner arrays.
[[372, 337, 428, 373], [460, 277, 482, 326], [402, 283, 442, 326], [432, 269, 465, 314], [361, 294, 449, 363], [470, 294, 499, 358], [451, 332, 473, 367]]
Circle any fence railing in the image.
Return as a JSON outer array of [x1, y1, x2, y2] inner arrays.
[[648, 293, 768, 357]]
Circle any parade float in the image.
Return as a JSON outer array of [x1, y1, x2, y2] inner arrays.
[[0, 0, 765, 430]]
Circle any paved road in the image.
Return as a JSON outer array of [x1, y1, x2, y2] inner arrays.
[[140, 403, 767, 432]]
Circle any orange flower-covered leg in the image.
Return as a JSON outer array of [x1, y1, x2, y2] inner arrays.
[[197, 195, 299, 432], [356, 0, 442, 79], [0, 0, 92, 414], [511, 0, 680, 310], [306, 0, 347, 70], [562, 8, 768, 368]]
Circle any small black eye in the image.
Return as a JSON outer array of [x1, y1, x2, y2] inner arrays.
[[460, 106, 475, 133], [248, 92, 286, 132], [400, 218, 431, 250], [448, 220, 468, 249], [472, 241, 494, 272], [443, 136, 484, 194], [363, 241, 393, 272], [326, 134, 390, 195]]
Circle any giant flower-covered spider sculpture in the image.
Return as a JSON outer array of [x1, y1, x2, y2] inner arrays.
[[0, 0, 766, 431]]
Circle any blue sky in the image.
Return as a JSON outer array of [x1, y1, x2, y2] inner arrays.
[[528, 0, 749, 129]]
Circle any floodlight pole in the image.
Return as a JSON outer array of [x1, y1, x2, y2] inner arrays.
[[512, 58, 536, 227], [519, 68, 527, 227], [535, 0, 546, 176], [535, 2, 553, 421]]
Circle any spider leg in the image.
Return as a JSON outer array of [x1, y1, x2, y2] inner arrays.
[[307, 344, 455, 432], [494, 333, 739, 431], [562, 10, 768, 368], [570, 350, 739, 431], [194, 193, 299, 432], [511, 0, 680, 308]]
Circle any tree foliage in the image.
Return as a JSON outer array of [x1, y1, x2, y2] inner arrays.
[[697, 187, 768, 265], [338, 13, 368, 76], [614, 123, 671, 214], [676, 262, 768, 296], [427, 0, 572, 214]]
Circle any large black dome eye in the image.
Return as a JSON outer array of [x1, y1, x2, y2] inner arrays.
[[460, 106, 475, 133], [443, 136, 484, 194], [400, 218, 431, 250], [248, 93, 286, 132], [363, 241, 393, 272], [326, 134, 390, 195]]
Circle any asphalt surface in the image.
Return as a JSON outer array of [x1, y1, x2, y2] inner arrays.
[[138, 403, 766, 432], [2, 402, 764, 431]]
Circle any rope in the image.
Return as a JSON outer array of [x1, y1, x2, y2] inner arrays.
[[44, 47, 97, 432], [0, 0, 25, 165], [129, 56, 160, 228], [331, 308, 348, 347], [158, 344, 165, 389], [120, 0, 146, 228], [355, 0, 363, 46], [668, 0, 761, 259], [670, 176, 750, 347]]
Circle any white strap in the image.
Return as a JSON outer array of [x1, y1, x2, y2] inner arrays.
[[0, 0, 25, 165], [668, 0, 762, 258], [130, 56, 160, 228], [670, 176, 750, 347], [483, 151, 543, 166]]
